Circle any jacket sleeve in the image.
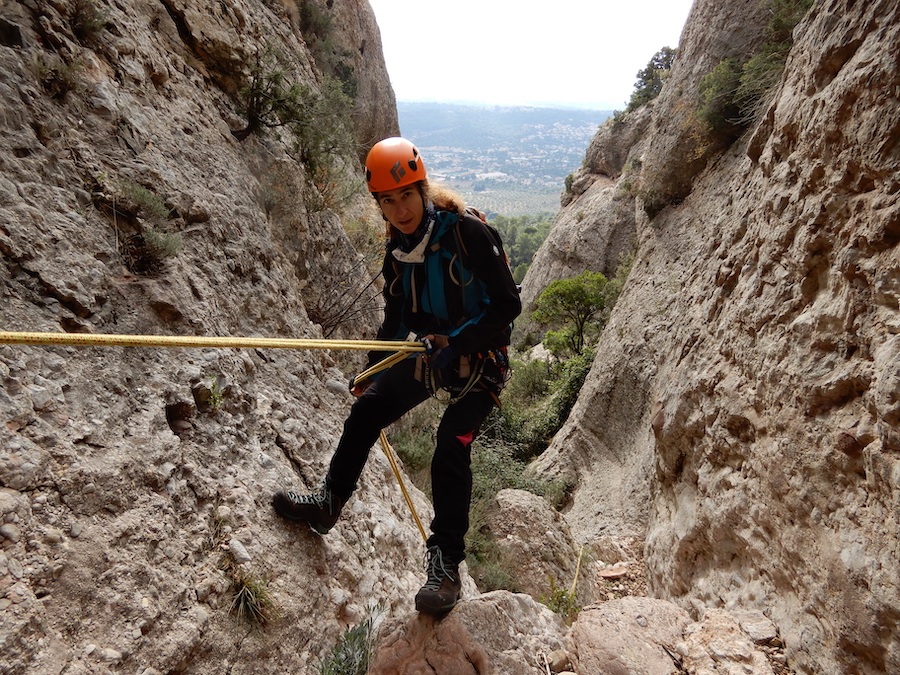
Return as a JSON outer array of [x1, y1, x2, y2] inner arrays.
[[447, 214, 522, 355]]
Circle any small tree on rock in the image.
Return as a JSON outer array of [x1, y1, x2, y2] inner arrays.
[[532, 271, 612, 358], [626, 46, 676, 112]]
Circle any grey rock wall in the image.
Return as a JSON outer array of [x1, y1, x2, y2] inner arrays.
[[0, 0, 407, 672], [525, 0, 900, 673]]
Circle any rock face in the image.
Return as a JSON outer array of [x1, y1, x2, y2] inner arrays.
[[518, 104, 652, 316], [0, 0, 409, 672], [369, 591, 568, 675], [311, 0, 398, 159], [567, 596, 692, 674], [523, 0, 900, 673], [483, 489, 583, 602]]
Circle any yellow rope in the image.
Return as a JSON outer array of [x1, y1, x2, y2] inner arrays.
[[0, 329, 429, 541], [353, 349, 411, 384], [570, 544, 585, 596], [0, 330, 424, 353], [379, 430, 428, 542]]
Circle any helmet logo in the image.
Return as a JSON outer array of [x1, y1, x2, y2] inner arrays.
[[390, 161, 406, 184]]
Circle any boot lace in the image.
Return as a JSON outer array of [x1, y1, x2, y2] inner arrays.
[[287, 486, 334, 513], [422, 546, 456, 591]]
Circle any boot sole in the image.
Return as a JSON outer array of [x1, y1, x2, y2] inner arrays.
[[272, 499, 335, 534], [273, 509, 334, 534], [415, 595, 460, 615]]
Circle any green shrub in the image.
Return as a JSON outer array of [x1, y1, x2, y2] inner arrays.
[[512, 262, 529, 285], [550, 350, 594, 421], [698, 57, 743, 134], [770, 0, 814, 42], [698, 0, 813, 133], [732, 44, 791, 124], [143, 228, 182, 259], [115, 180, 180, 275], [299, 0, 358, 99], [119, 180, 170, 222], [641, 183, 672, 219], [700, 46, 791, 131], [33, 53, 84, 99], [470, 439, 549, 500], [303, 161, 365, 214], [234, 46, 355, 152], [488, 348, 594, 461], [290, 77, 356, 175], [502, 358, 551, 406], [318, 610, 379, 675], [230, 566, 275, 626], [236, 46, 358, 216], [234, 47, 315, 141], [532, 271, 612, 358], [541, 576, 581, 625], [71, 0, 106, 42], [471, 551, 519, 592], [341, 217, 384, 273]]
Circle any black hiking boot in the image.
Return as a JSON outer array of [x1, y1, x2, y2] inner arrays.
[[272, 484, 343, 534], [414, 546, 461, 615]]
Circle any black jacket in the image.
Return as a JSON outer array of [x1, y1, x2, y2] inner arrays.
[[374, 209, 521, 359]]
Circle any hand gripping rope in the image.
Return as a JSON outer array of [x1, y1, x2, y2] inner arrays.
[[0, 330, 429, 542]]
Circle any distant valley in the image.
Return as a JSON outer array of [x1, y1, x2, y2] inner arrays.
[[398, 102, 612, 217]]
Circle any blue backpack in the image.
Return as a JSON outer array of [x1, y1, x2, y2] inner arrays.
[[399, 208, 507, 338]]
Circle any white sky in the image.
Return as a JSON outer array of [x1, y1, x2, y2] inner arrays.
[[367, 0, 695, 110]]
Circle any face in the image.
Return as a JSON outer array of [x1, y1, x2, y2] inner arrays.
[[376, 185, 425, 235]]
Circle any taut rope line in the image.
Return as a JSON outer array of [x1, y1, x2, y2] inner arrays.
[[380, 430, 428, 542], [0, 329, 429, 542], [0, 330, 425, 354]]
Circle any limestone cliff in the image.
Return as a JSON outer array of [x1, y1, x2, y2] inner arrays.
[[524, 0, 899, 673], [0, 0, 414, 672]]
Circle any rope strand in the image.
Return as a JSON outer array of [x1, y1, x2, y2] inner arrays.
[[0, 330, 425, 354]]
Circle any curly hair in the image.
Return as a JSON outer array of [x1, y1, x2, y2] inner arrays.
[[421, 180, 466, 215]]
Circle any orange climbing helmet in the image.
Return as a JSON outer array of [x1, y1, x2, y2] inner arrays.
[[364, 137, 427, 193]]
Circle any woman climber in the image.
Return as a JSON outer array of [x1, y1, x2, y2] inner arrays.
[[272, 137, 522, 615]]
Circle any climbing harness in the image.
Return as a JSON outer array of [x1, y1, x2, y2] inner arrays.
[[423, 354, 486, 405], [420, 341, 510, 406], [0, 330, 428, 541]]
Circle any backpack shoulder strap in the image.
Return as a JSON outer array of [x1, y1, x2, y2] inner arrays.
[[455, 206, 487, 260]]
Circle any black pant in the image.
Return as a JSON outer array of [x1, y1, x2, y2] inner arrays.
[[326, 357, 496, 564]]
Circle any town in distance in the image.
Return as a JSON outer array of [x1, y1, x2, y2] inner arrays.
[[398, 101, 612, 218]]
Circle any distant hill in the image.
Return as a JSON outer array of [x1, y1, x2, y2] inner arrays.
[[398, 102, 612, 217]]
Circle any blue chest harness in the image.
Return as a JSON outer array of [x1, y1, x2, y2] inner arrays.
[[397, 212, 490, 337]]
